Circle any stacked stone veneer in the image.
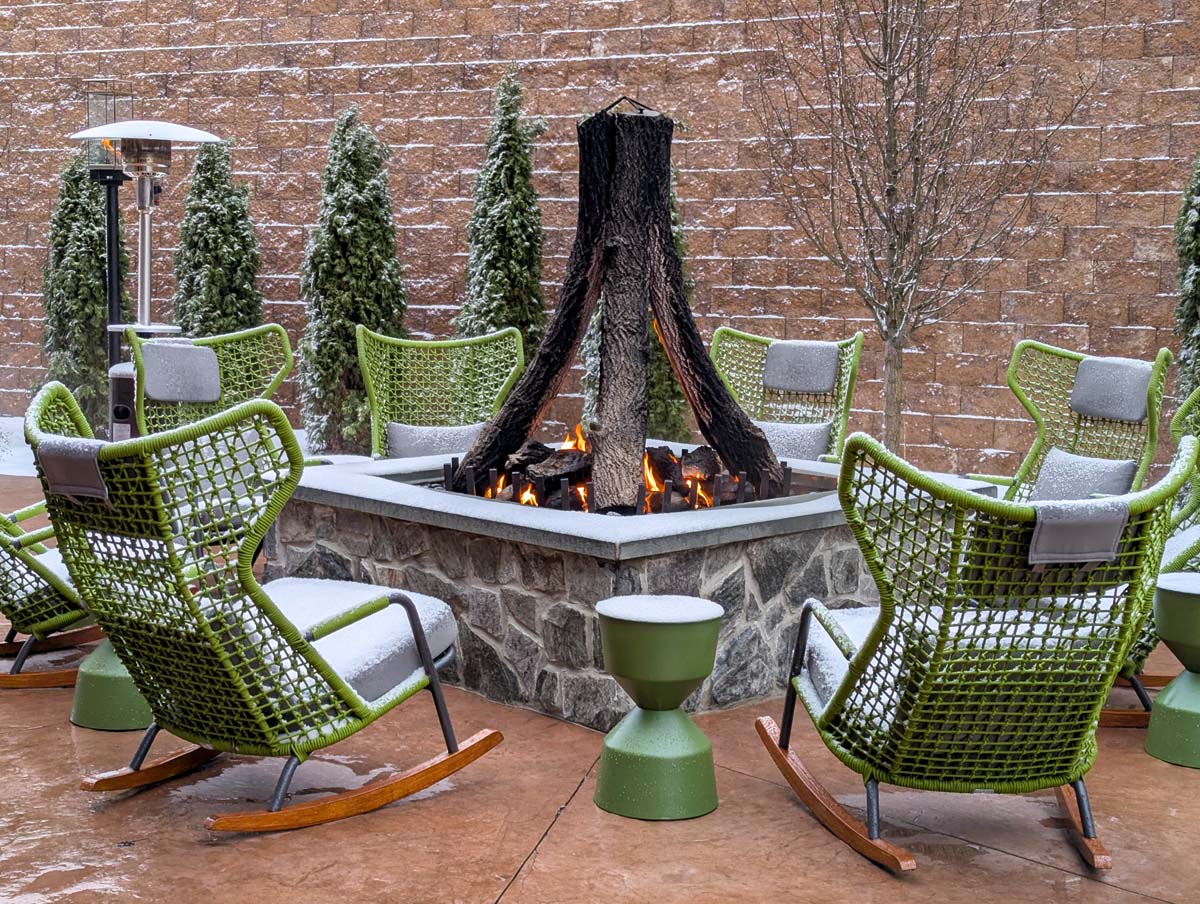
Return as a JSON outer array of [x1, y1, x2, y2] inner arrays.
[[266, 499, 874, 731]]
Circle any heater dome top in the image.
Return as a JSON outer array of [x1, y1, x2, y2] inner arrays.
[[70, 120, 221, 143]]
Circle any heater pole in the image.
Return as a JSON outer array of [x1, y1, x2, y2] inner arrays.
[[134, 174, 154, 326], [91, 169, 130, 369]]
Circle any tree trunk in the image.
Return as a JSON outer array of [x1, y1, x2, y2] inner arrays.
[[454, 107, 782, 502], [882, 338, 904, 451]]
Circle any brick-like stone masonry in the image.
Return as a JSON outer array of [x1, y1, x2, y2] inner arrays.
[[265, 499, 873, 730], [0, 1, 1192, 474]]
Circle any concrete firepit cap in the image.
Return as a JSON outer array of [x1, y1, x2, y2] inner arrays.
[[596, 595, 723, 624]]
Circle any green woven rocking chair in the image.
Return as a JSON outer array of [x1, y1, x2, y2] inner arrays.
[[970, 340, 1173, 502], [26, 382, 501, 832], [757, 431, 1195, 873], [357, 325, 524, 458], [128, 323, 293, 436], [0, 386, 105, 687], [1108, 384, 1200, 726], [709, 327, 862, 461]]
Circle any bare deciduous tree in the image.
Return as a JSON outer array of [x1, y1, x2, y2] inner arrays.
[[747, 0, 1091, 449]]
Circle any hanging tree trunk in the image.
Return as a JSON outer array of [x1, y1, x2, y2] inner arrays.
[[454, 106, 782, 510]]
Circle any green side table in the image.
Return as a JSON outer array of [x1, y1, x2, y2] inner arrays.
[[70, 639, 153, 731], [1146, 572, 1200, 768], [593, 595, 723, 820]]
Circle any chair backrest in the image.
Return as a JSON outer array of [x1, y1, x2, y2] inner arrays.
[[129, 323, 294, 435], [356, 325, 525, 458], [26, 382, 366, 757], [829, 431, 1194, 792], [0, 391, 92, 635], [710, 327, 862, 459], [1003, 340, 1172, 502], [1158, 384, 1200, 572]]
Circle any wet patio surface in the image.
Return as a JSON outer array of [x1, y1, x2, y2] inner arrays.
[[2, 477, 1197, 903]]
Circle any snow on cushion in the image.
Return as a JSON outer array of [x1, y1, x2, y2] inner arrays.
[[1028, 447, 1138, 502], [1162, 523, 1200, 569], [762, 340, 840, 394], [1069, 355, 1153, 423], [142, 341, 222, 403], [31, 547, 73, 586], [754, 419, 833, 461], [596, 594, 723, 624], [386, 422, 485, 458], [797, 606, 879, 712], [261, 578, 457, 704]]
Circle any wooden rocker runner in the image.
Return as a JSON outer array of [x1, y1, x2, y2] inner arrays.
[[759, 432, 1196, 872], [27, 383, 502, 831]]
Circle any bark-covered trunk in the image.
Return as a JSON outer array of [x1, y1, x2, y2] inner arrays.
[[454, 107, 782, 507], [882, 338, 904, 451]]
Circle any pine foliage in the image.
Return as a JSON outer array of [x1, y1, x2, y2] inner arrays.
[[299, 107, 408, 454], [1176, 153, 1200, 398], [173, 141, 262, 336], [454, 70, 547, 352], [42, 149, 129, 434], [581, 169, 692, 442]]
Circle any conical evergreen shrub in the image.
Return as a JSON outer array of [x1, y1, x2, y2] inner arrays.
[[454, 70, 548, 353], [173, 141, 262, 336], [581, 168, 692, 442], [299, 107, 408, 454], [42, 149, 129, 434], [1176, 153, 1200, 398]]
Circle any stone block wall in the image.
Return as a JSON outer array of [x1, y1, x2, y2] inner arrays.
[[266, 498, 873, 730], [0, 1, 1194, 472]]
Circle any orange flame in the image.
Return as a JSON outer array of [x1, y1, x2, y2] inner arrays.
[[484, 474, 509, 499], [519, 482, 539, 506], [575, 484, 588, 512], [686, 478, 713, 508], [560, 424, 589, 452], [642, 453, 664, 493]]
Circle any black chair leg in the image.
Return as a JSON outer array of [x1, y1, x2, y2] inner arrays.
[[1072, 780, 1097, 839], [779, 604, 815, 751], [129, 723, 160, 771], [1130, 674, 1153, 712], [866, 778, 881, 840], [269, 755, 301, 812]]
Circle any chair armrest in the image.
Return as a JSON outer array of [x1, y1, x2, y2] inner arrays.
[[302, 596, 393, 642], [818, 454, 840, 465], [14, 525, 54, 550], [805, 601, 858, 662], [966, 473, 1015, 487], [8, 501, 47, 524]]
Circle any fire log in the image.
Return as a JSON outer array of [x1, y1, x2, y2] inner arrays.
[[505, 440, 554, 473], [526, 449, 592, 484]]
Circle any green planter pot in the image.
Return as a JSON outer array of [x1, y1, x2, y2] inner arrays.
[[70, 639, 153, 731], [1146, 573, 1200, 768], [593, 596, 723, 821]]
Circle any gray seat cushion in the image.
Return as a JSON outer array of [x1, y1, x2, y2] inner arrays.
[[1069, 356, 1153, 423], [142, 341, 222, 403], [762, 340, 840, 394], [1028, 447, 1138, 502], [386, 421, 484, 458], [797, 606, 879, 712], [1163, 523, 1200, 569], [261, 578, 457, 704], [754, 419, 833, 461]]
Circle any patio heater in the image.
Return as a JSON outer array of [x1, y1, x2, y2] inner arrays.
[[69, 114, 220, 440]]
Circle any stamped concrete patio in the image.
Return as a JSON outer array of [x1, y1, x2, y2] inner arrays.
[[2, 477, 1195, 904]]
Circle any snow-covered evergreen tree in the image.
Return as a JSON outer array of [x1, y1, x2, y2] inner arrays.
[[42, 149, 129, 434], [454, 69, 547, 352], [581, 168, 692, 442], [1176, 153, 1200, 399], [173, 141, 262, 336], [299, 107, 408, 454]]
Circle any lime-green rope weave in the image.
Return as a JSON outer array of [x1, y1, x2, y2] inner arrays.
[[1002, 340, 1171, 503], [709, 327, 862, 459], [27, 383, 420, 759], [808, 431, 1193, 794], [129, 324, 294, 436], [356, 325, 525, 458]]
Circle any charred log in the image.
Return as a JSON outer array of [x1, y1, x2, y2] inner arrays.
[[505, 440, 554, 473], [526, 449, 592, 484]]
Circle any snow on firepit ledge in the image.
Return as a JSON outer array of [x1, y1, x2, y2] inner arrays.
[[295, 449, 997, 562]]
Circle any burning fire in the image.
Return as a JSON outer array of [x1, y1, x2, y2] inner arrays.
[[483, 474, 509, 499], [560, 424, 589, 452], [519, 482, 539, 506], [575, 484, 589, 511]]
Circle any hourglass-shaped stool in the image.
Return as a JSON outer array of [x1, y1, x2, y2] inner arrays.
[[593, 595, 723, 820], [1146, 572, 1200, 767]]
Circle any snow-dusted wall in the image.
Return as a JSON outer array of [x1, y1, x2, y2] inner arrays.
[[0, 0, 1189, 473]]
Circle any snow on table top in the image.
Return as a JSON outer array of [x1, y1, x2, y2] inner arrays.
[[596, 595, 723, 623]]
